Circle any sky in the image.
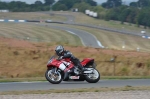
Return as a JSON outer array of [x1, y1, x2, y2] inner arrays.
[[1, 0, 138, 4]]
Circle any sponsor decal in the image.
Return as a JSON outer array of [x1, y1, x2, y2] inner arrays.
[[69, 76, 79, 79]]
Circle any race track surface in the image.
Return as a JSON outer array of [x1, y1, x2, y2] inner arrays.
[[30, 23, 102, 48], [0, 79, 150, 92]]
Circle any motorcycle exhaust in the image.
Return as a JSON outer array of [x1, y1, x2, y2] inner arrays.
[[83, 68, 94, 74]]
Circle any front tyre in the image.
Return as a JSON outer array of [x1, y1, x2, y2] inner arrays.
[[45, 69, 62, 84], [85, 68, 100, 83]]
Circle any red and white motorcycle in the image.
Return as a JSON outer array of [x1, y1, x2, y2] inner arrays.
[[45, 55, 100, 84]]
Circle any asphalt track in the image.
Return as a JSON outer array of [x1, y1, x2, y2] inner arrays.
[[38, 23, 102, 48], [37, 12, 103, 48], [0, 79, 150, 92]]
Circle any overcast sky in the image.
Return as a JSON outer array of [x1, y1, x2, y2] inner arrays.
[[1, 0, 138, 4]]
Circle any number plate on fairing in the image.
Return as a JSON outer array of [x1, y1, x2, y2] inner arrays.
[[69, 76, 79, 79]]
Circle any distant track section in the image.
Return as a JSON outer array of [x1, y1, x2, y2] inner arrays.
[[1, 18, 150, 39]]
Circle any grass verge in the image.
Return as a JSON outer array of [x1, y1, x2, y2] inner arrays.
[[0, 86, 150, 95], [0, 12, 67, 21]]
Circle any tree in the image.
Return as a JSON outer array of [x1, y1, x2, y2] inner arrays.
[[8, 1, 27, 11], [119, 8, 130, 24], [44, 0, 55, 5], [105, 7, 121, 21], [54, 0, 97, 10], [0, 2, 8, 9], [53, 2, 68, 11], [92, 5, 105, 12], [130, 2, 138, 7], [73, 2, 91, 12], [55, 0, 74, 9], [137, 0, 150, 8], [102, 0, 122, 8], [35, 1, 43, 5], [137, 8, 150, 28], [128, 7, 139, 24], [101, 2, 107, 8], [83, 0, 97, 6]]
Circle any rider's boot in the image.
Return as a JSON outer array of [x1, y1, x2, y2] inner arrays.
[[63, 69, 72, 80], [77, 63, 86, 74]]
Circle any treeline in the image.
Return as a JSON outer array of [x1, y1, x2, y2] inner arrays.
[[101, 0, 150, 28], [0, 1, 50, 12], [0, 0, 97, 12], [52, 0, 97, 11], [0, 0, 150, 28]]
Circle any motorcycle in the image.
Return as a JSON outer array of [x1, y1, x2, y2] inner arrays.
[[45, 55, 100, 84]]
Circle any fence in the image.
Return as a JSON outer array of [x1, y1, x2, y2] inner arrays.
[[96, 55, 150, 76]]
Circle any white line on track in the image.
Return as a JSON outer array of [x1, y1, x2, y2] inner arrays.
[[97, 40, 104, 48], [66, 30, 104, 48], [66, 30, 86, 46]]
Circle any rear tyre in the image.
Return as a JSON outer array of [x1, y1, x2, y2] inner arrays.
[[45, 69, 62, 84], [85, 68, 100, 83]]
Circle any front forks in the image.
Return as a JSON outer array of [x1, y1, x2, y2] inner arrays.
[[51, 67, 60, 75]]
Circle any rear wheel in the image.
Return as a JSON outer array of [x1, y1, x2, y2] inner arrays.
[[45, 68, 62, 84], [85, 68, 100, 83]]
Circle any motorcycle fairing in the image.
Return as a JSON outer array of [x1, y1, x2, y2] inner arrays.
[[81, 58, 94, 66], [47, 59, 62, 68]]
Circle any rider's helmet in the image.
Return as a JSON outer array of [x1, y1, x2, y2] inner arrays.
[[55, 45, 64, 56]]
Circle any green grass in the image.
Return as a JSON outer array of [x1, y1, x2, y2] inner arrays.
[[0, 23, 82, 46], [0, 12, 67, 21], [0, 86, 150, 95], [53, 11, 150, 34], [1, 11, 150, 34], [57, 24, 150, 52], [1, 11, 150, 50], [75, 13, 150, 34]]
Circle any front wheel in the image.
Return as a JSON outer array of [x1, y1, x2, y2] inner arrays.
[[45, 68, 62, 84], [85, 68, 100, 83]]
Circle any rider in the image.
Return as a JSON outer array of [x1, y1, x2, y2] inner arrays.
[[55, 45, 85, 79]]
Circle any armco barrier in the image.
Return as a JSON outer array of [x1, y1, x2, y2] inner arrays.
[[0, 19, 41, 23], [45, 20, 64, 24], [142, 36, 150, 39], [0, 19, 27, 22], [26, 20, 40, 22]]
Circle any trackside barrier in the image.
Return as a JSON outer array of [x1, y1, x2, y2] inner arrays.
[[0, 19, 4, 22], [26, 20, 40, 22], [0, 19, 41, 23], [45, 20, 64, 24], [0, 19, 27, 22]]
